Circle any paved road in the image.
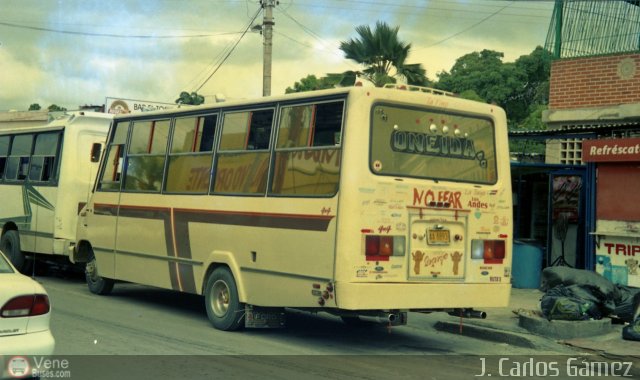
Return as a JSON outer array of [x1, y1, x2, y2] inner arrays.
[[20, 269, 631, 380]]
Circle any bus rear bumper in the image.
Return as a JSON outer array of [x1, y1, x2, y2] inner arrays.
[[334, 282, 511, 310]]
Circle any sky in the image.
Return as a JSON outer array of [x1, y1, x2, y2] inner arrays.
[[0, 0, 555, 112]]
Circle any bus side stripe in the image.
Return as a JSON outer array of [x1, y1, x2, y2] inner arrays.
[[92, 204, 334, 294], [109, 205, 184, 292]]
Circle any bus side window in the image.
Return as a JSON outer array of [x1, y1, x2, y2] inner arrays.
[[99, 121, 129, 191], [5, 134, 33, 182], [91, 143, 102, 163], [165, 114, 216, 193], [213, 109, 274, 195], [124, 119, 170, 192], [99, 145, 124, 190], [271, 101, 343, 196], [29, 132, 61, 183], [312, 102, 343, 147], [246, 110, 273, 150], [0, 135, 10, 180]]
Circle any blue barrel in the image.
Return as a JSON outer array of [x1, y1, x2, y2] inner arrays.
[[512, 241, 543, 289]]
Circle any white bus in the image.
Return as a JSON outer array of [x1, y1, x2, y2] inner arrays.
[[75, 85, 513, 330], [0, 112, 113, 272]]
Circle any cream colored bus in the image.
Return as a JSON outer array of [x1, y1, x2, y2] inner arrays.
[[0, 112, 112, 272], [75, 85, 513, 330]]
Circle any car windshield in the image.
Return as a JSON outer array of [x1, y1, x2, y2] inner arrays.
[[0, 251, 15, 273]]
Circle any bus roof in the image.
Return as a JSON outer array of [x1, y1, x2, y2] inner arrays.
[[109, 85, 501, 122], [0, 111, 113, 135], [112, 87, 355, 121]]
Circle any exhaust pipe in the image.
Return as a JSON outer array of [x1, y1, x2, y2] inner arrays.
[[448, 308, 487, 319], [356, 312, 407, 326]]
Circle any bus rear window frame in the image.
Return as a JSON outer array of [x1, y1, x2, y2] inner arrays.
[[368, 102, 499, 186]]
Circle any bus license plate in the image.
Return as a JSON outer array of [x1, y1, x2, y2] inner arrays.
[[427, 229, 450, 245]]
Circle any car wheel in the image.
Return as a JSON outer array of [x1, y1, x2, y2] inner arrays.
[[204, 267, 244, 331], [85, 249, 114, 295], [1, 230, 26, 272]]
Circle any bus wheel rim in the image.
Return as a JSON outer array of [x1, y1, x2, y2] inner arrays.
[[211, 279, 230, 317]]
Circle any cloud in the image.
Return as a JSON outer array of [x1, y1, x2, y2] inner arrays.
[[0, 0, 554, 111]]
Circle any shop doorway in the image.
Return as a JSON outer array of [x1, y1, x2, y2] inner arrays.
[[548, 171, 586, 268], [512, 164, 590, 269]]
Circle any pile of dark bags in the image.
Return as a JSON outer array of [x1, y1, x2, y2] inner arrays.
[[539, 267, 640, 341]]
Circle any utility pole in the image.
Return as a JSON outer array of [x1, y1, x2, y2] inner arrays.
[[262, 0, 276, 97]]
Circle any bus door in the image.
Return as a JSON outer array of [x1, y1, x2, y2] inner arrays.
[[408, 208, 468, 280], [113, 119, 177, 290], [87, 123, 130, 279]]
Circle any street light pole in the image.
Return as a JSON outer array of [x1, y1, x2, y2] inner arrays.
[[262, 0, 276, 97]]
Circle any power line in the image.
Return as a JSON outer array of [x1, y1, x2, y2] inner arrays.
[[276, 7, 358, 69], [193, 8, 262, 92], [286, 0, 551, 19], [0, 20, 243, 39], [415, 2, 515, 50]]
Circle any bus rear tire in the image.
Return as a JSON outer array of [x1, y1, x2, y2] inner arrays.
[[85, 250, 114, 295], [205, 267, 244, 331], [1, 230, 26, 273]]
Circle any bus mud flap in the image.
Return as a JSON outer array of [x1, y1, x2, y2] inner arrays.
[[244, 305, 286, 328]]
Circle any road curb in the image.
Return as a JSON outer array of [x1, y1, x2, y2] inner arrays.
[[434, 321, 537, 348], [518, 314, 614, 339]]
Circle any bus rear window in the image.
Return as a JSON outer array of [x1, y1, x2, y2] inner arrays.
[[370, 104, 497, 184]]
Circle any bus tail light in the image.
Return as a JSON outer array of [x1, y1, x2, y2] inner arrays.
[[471, 239, 506, 264], [1, 295, 50, 318], [365, 235, 406, 260]]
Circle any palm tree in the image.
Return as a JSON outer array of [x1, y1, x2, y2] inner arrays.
[[339, 21, 427, 87]]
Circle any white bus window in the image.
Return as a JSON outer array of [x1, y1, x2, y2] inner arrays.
[[166, 115, 216, 194], [219, 110, 273, 151], [124, 156, 165, 192], [212, 152, 270, 194], [0, 136, 10, 180], [99, 121, 128, 191], [213, 109, 273, 195], [313, 102, 343, 146], [124, 119, 169, 193], [112, 121, 129, 145], [271, 101, 343, 196], [28, 132, 60, 182], [277, 106, 313, 148], [5, 134, 33, 181], [219, 112, 249, 151], [171, 115, 216, 154], [246, 110, 273, 150], [99, 145, 123, 190], [370, 104, 498, 184], [129, 120, 170, 155]]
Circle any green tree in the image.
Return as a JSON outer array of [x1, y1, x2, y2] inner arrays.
[[435, 47, 551, 129], [339, 21, 427, 87], [436, 49, 517, 105], [285, 75, 336, 93], [48, 104, 67, 112], [506, 46, 552, 126], [175, 91, 204, 105], [28, 103, 41, 111]]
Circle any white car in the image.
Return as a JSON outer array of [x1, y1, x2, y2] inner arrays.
[[0, 249, 55, 356]]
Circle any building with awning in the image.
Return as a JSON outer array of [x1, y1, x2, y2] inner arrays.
[[511, 0, 640, 287]]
